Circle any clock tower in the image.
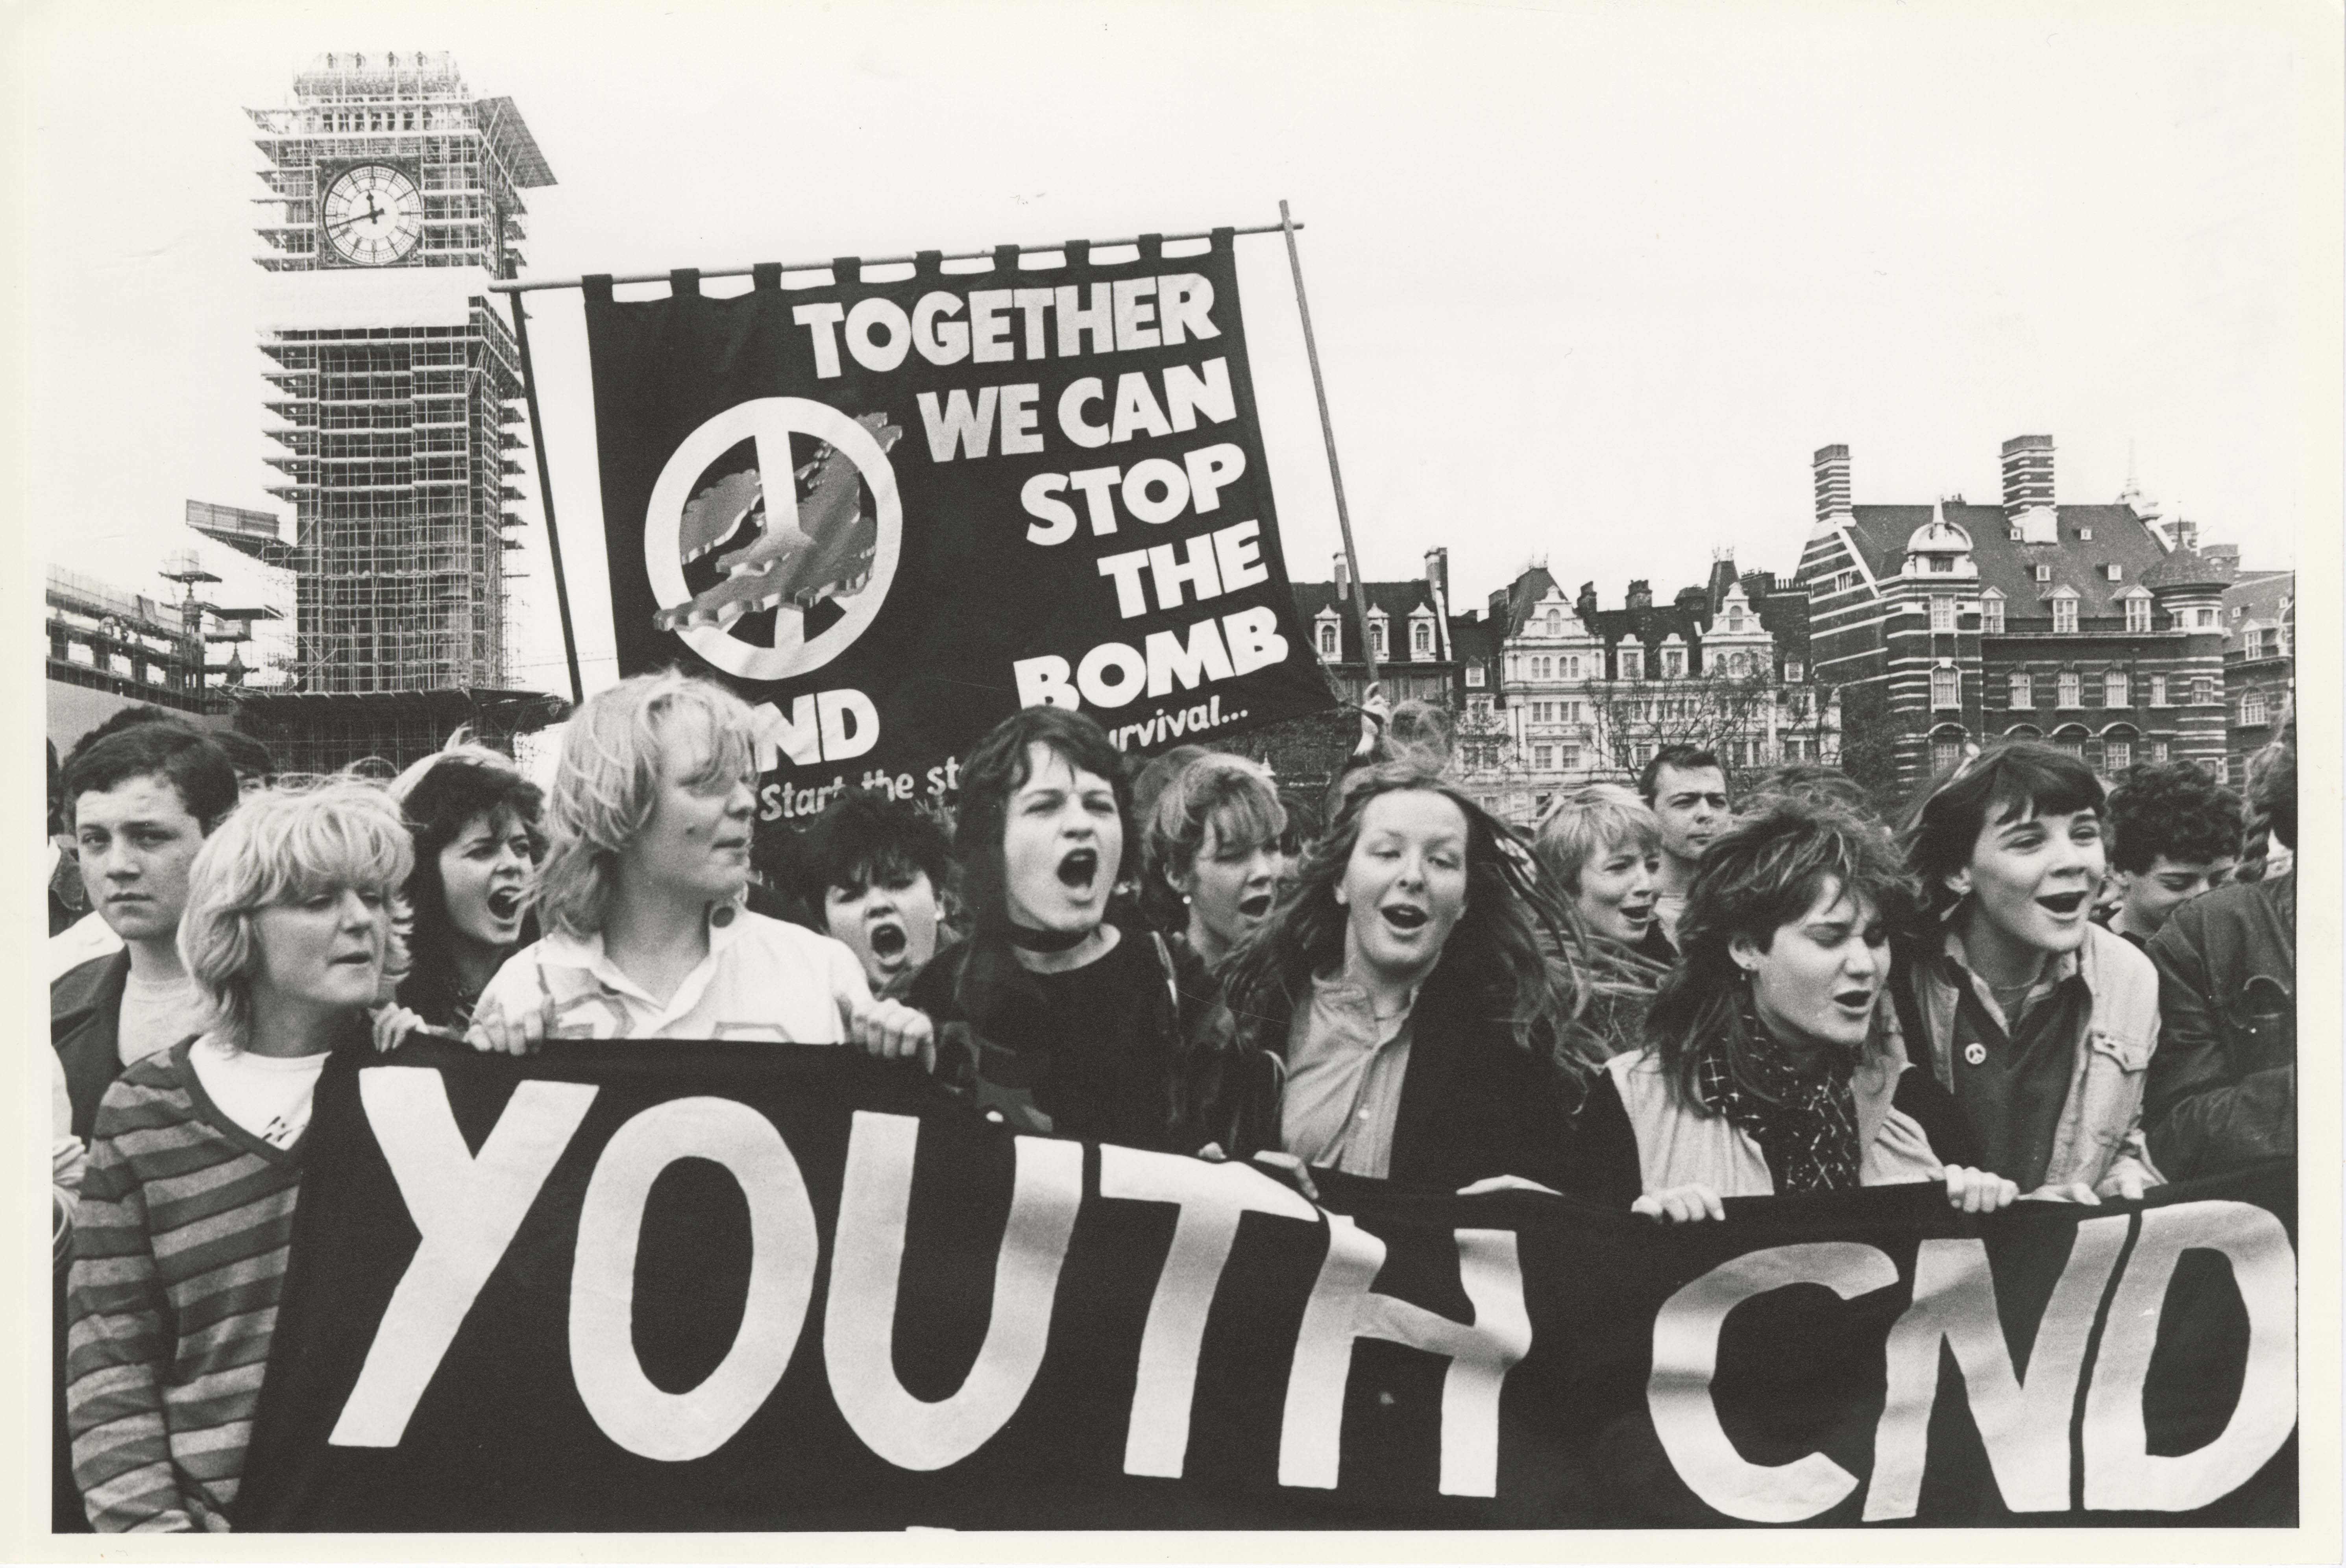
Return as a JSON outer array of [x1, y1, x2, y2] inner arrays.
[[241, 52, 562, 770]]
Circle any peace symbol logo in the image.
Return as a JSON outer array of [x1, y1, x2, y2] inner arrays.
[[643, 398, 904, 683]]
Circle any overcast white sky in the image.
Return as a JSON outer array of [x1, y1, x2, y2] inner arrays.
[[4, 0, 2338, 698]]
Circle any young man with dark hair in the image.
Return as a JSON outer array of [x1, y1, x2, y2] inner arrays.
[[788, 790, 954, 999], [1638, 743, 1729, 950], [2142, 735, 2296, 1179], [51, 724, 242, 1140], [1890, 742, 2160, 1202], [2100, 760, 2241, 946]]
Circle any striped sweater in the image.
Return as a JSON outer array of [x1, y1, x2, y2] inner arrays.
[[65, 1039, 305, 1532]]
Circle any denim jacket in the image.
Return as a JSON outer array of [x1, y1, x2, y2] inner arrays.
[[1891, 920, 2163, 1195]]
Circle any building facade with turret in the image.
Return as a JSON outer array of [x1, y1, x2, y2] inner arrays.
[[1454, 559, 1833, 823], [1797, 435, 2230, 801]]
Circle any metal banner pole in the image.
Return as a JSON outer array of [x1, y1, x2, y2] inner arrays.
[[507, 292, 585, 707], [1278, 199, 1379, 694]]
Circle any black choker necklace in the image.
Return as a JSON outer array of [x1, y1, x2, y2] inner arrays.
[[1008, 922, 1091, 953]]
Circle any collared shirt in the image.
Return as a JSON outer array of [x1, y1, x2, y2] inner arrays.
[[474, 904, 872, 1042], [1280, 973, 1417, 1178], [49, 907, 123, 982], [1933, 927, 2091, 1191]]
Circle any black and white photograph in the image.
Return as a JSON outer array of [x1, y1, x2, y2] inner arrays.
[[4, 0, 2336, 1554]]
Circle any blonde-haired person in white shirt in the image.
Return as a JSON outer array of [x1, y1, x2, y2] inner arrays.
[[467, 670, 931, 1060]]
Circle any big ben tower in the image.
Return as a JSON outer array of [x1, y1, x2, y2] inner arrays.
[[240, 52, 562, 770]]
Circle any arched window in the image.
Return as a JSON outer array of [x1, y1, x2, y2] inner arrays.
[[2052, 726, 2089, 760], [1931, 728, 1967, 777], [1412, 621, 1432, 655], [1318, 622, 1338, 657]]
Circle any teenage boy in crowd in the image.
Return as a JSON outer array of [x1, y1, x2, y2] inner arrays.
[[1891, 742, 2161, 1201], [51, 723, 242, 1141], [2143, 735, 2296, 1179], [1638, 744, 1730, 951], [2099, 760, 2241, 947], [49, 716, 273, 979]]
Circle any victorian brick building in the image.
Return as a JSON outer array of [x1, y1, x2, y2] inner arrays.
[[2222, 567, 2294, 788], [1797, 435, 2231, 800]]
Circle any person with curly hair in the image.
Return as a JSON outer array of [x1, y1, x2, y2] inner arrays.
[[380, 738, 545, 1032], [1191, 761, 1616, 1197], [2099, 760, 2241, 947], [1584, 800, 2015, 1221]]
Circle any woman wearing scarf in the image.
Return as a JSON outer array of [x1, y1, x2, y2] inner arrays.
[[1580, 798, 2019, 1221]]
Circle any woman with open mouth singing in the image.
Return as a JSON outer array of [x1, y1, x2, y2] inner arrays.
[[464, 671, 930, 1060], [1141, 752, 1287, 970], [1888, 741, 2163, 1204], [377, 738, 546, 1038], [1588, 798, 2018, 1223], [1190, 762, 1610, 1196], [910, 707, 1216, 1149]]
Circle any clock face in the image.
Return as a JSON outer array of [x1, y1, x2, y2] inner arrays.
[[320, 164, 424, 266]]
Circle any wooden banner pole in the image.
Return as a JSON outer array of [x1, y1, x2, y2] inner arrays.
[[1279, 199, 1379, 694], [507, 292, 586, 707]]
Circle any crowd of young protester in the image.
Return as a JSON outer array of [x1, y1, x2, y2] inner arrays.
[[45, 677, 2299, 1531]]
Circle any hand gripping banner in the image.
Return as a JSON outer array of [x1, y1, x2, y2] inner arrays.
[[237, 1043, 2297, 1531], [581, 233, 1333, 818]]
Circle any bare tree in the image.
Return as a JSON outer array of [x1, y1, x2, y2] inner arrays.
[[1581, 668, 1788, 789]]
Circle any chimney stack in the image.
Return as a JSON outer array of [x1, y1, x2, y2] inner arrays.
[[1423, 547, 1449, 604], [2000, 434, 2056, 513], [1812, 444, 1852, 523], [1333, 550, 1350, 593], [2175, 519, 2199, 553], [1626, 579, 1653, 611]]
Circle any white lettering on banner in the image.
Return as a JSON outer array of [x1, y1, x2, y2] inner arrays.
[[748, 691, 880, 770], [569, 1099, 820, 1463], [1017, 446, 1248, 544], [1096, 552, 1151, 618], [799, 275, 1218, 377], [1164, 359, 1235, 431], [1089, 531, 1271, 619], [845, 298, 911, 373], [1111, 277, 1160, 350], [969, 290, 1017, 364], [824, 1112, 1083, 1470], [1148, 535, 1221, 608], [1145, 620, 1236, 697], [1279, 1217, 1531, 1496], [1121, 458, 1189, 525], [1020, 475, 1079, 547], [1863, 1219, 2129, 1519], [1110, 373, 1173, 443], [1647, 1242, 1899, 1523], [1055, 364, 1236, 451], [792, 302, 847, 379], [2083, 1200, 2298, 1511], [1096, 1149, 1318, 1479], [917, 386, 1001, 462], [913, 292, 969, 365], [1059, 378, 1109, 449], [1013, 606, 1287, 711], [330, 1070, 597, 1448]]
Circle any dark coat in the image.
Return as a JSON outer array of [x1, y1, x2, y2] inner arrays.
[[2144, 872, 2295, 1178], [1200, 960, 1583, 1196], [52, 951, 131, 1142]]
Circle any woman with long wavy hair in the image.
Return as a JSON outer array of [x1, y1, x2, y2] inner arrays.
[[1192, 761, 1622, 1198], [1588, 798, 2019, 1222]]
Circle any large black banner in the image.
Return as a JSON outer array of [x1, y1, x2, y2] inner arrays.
[[582, 233, 1332, 820], [238, 1043, 2296, 1531]]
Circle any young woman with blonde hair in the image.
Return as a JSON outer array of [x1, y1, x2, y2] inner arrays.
[[467, 670, 929, 1058], [67, 780, 411, 1531]]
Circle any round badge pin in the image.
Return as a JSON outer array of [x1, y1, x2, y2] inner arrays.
[[1963, 1041, 1989, 1067]]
